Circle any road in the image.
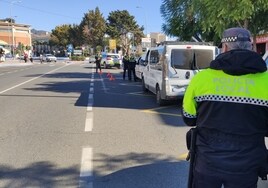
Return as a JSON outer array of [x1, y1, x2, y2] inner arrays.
[[0, 60, 267, 188]]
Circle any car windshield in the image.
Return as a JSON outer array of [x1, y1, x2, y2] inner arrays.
[[171, 49, 213, 70], [108, 55, 118, 58]]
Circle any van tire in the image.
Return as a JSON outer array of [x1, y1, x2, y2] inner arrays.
[[142, 78, 148, 92], [103, 62, 107, 69], [156, 86, 165, 106]]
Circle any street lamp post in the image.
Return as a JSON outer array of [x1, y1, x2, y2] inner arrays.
[[10, 0, 21, 56], [136, 6, 148, 36]]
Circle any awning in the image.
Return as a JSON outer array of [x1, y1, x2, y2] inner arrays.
[[0, 40, 8, 45]]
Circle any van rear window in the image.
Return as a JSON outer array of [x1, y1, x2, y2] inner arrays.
[[171, 49, 213, 69]]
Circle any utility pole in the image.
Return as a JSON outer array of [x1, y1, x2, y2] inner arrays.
[[10, 0, 21, 56]]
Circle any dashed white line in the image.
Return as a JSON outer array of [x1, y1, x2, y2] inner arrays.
[[79, 147, 93, 188], [80, 70, 95, 187], [85, 113, 93, 132]]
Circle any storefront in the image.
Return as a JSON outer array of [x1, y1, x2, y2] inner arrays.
[[256, 33, 268, 56]]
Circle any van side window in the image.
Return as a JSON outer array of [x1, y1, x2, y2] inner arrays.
[[171, 49, 213, 70], [150, 50, 159, 64]]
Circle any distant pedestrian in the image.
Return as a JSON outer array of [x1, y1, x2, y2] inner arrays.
[[23, 53, 28, 63], [29, 55, 33, 63], [40, 54, 43, 63], [128, 54, 137, 81], [95, 53, 102, 73], [122, 54, 129, 80]]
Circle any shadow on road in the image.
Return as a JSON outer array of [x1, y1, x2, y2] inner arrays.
[[23, 68, 186, 127], [89, 152, 188, 188], [0, 162, 79, 187]]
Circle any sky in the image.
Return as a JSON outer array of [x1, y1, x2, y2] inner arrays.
[[0, 0, 165, 34]]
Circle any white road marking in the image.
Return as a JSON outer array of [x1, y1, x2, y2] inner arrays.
[[88, 94, 93, 99], [0, 65, 69, 94], [85, 113, 93, 132], [79, 147, 93, 188], [80, 69, 94, 187], [80, 147, 93, 176], [87, 106, 93, 111]]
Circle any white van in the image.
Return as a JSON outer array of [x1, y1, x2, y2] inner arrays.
[[142, 41, 219, 105], [135, 53, 147, 80]]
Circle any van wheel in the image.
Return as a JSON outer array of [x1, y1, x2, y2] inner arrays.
[[103, 62, 107, 69], [156, 86, 165, 106], [142, 78, 148, 92]]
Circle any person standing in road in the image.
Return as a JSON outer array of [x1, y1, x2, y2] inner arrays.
[[95, 53, 102, 73], [40, 54, 43, 63], [122, 54, 129, 80], [23, 53, 28, 63], [182, 27, 268, 188], [128, 53, 137, 81]]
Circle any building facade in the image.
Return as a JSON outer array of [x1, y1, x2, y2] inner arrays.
[[0, 21, 32, 53]]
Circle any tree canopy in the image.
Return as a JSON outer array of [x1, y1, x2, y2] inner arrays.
[[161, 0, 268, 45], [80, 7, 106, 52], [106, 10, 144, 54]]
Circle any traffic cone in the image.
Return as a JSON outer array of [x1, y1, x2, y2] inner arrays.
[[109, 74, 115, 81]]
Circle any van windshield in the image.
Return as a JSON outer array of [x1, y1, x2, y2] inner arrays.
[[171, 49, 214, 70]]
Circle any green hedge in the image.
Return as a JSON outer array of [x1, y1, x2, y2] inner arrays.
[[71, 55, 86, 61]]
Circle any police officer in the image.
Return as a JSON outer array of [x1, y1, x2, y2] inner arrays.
[[128, 53, 137, 81], [182, 27, 268, 188], [122, 54, 129, 80], [95, 53, 102, 73]]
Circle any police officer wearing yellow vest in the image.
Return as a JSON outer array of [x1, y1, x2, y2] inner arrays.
[[128, 53, 137, 81], [183, 27, 268, 188], [122, 54, 129, 80]]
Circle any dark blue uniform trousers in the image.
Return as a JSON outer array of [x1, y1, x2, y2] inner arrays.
[[191, 169, 258, 188]]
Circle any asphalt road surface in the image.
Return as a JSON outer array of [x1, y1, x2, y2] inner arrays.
[[0, 60, 267, 188]]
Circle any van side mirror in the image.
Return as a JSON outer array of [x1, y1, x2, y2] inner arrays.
[[144, 60, 148, 65]]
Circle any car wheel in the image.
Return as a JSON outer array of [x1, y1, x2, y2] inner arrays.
[[142, 77, 148, 92], [156, 86, 165, 106]]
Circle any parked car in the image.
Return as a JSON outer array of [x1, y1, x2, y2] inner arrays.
[[263, 51, 268, 67], [43, 54, 57, 62], [135, 53, 147, 80], [5, 53, 13, 58], [100, 52, 120, 68], [88, 55, 96, 63]]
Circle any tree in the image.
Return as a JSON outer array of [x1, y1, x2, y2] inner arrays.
[[160, 0, 218, 42], [161, 0, 196, 40], [69, 24, 83, 47], [193, 0, 268, 47], [49, 24, 72, 47], [80, 7, 106, 52], [106, 10, 144, 54], [0, 18, 15, 23], [160, 0, 268, 46]]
